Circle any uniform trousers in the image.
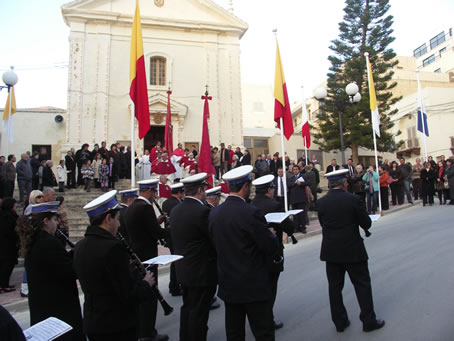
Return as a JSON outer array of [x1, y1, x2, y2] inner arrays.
[[325, 261, 376, 329], [269, 272, 281, 322], [138, 266, 158, 338], [291, 203, 306, 230], [88, 328, 136, 341], [224, 300, 275, 341], [180, 285, 216, 341]]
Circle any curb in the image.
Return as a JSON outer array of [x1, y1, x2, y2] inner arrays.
[[5, 200, 420, 313]]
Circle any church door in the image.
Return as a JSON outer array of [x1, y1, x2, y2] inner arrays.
[[144, 126, 165, 152]]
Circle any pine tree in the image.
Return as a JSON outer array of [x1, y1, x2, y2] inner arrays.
[[313, 0, 401, 164]]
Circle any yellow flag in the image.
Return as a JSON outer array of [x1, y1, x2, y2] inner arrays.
[[3, 87, 16, 120], [366, 56, 380, 137]]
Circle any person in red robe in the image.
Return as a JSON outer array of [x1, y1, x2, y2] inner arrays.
[[179, 149, 190, 168], [173, 143, 185, 157], [149, 141, 162, 163], [183, 153, 197, 173], [152, 152, 176, 176]]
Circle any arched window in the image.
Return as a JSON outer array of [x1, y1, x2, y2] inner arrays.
[[150, 57, 166, 86]]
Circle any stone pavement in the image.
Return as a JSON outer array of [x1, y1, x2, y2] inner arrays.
[[1, 198, 422, 311]]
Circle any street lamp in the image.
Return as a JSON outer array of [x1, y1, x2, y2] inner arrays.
[[1, 66, 19, 155], [314, 82, 360, 165]]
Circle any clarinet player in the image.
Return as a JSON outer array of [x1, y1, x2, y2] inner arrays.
[[73, 190, 156, 341]]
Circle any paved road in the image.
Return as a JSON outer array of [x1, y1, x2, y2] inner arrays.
[[10, 204, 454, 340]]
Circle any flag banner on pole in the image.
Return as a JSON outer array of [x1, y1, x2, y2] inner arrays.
[[2, 87, 16, 143], [129, 0, 150, 139], [417, 78, 429, 137], [274, 41, 294, 140], [301, 99, 311, 148], [164, 90, 173, 154], [198, 94, 215, 175], [365, 55, 381, 137]]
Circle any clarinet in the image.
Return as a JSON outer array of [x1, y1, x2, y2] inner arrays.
[[116, 232, 174, 316], [56, 228, 76, 249], [153, 200, 170, 248]]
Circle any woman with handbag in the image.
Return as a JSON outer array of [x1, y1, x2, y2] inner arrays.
[[379, 166, 390, 210], [436, 161, 448, 205], [421, 162, 435, 206]]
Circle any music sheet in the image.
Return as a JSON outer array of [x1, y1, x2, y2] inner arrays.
[[143, 255, 183, 265], [23, 317, 72, 341], [265, 209, 303, 224]]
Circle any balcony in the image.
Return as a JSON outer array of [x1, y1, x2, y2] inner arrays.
[[396, 138, 421, 158]]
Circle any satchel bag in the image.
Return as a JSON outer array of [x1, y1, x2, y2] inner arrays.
[[444, 181, 450, 189], [386, 176, 394, 185]]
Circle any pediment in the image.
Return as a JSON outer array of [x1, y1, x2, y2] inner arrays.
[[62, 0, 248, 37], [148, 93, 188, 118]]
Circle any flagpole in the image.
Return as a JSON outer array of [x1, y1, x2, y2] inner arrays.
[[279, 117, 289, 212], [130, 103, 136, 187], [301, 86, 308, 165], [416, 70, 428, 162], [365, 53, 382, 215], [6, 87, 12, 155]]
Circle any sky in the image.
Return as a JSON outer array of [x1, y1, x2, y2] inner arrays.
[[1, 0, 453, 109]]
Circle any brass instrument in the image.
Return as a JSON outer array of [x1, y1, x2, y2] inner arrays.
[[56, 228, 76, 249]]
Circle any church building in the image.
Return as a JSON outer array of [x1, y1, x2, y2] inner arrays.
[[61, 0, 247, 154]]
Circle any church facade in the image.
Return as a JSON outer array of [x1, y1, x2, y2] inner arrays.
[[61, 0, 247, 154]]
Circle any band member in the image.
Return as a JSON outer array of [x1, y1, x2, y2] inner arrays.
[[126, 179, 169, 341], [162, 182, 185, 296], [209, 165, 279, 341], [252, 174, 293, 331], [17, 202, 84, 341], [170, 173, 217, 341], [317, 169, 385, 333], [118, 188, 138, 242], [73, 191, 155, 341], [205, 186, 222, 208]]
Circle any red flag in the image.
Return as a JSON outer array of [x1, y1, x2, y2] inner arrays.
[[301, 101, 311, 148], [164, 89, 173, 155], [274, 41, 293, 140], [197, 94, 215, 175], [129, 0, 150, 139]]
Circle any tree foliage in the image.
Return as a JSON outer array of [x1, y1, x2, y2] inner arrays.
[[313, 0, 401, 163]]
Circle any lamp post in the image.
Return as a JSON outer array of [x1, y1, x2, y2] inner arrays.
[[314, 83, 361, 165], [1, 66, 19, 155]]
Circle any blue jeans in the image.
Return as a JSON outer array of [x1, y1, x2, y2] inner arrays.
[[403, 179, 413, 203], [366, 191, 379, 214]]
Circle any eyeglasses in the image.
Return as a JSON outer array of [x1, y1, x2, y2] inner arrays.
[[36, 195, 44, 199]]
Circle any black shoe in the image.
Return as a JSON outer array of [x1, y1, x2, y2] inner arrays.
[[336, 319, 350, 332], [273, 320, 284, 330], [363, 319, 385, 332], [210, 301, 220, 310], [20, 291, 28, 297], [150, 334, 169, 341]]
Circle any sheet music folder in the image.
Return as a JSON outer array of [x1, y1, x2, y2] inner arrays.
[[265, 209, 303, 224], [23, 317, 72, 341]]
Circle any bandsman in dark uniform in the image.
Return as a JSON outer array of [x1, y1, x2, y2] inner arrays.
[[317, 169, 385, 333], [73, 190, 155, 341], [252, 174, 296, 331], [205, 186, 222, 208], [118, 188, 138, 243], [209, 165, 279, 341], [162, 182, 185, 296], [125, 179, 169, 341], [170, 173, 217, 341]]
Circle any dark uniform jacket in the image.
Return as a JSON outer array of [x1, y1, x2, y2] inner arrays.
[[317, 189, 372, 263], [162, 196, 181, 216], [73, 225, 153, 335], [118, 203, 129, 242], [125, 197, 167, 261], [209, 196, 278, 303], [26, 230, 84, 341], [251, 193, 286, 273], [170, 197, 217, 287]]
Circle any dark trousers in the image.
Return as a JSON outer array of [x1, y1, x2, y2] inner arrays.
[[325, 262, 376, 329], [292, 202, 306, 229], [88, 328, 136, 341], [390, 183, 403, 205], [269, 272, 280, 321], [366, 191, 378, 214], [32, 175, 39, 190], [422, 191, 434, 205], [67, 170, 76, 188], [84, 178, 92, 192], [380, 187, 389, 210], [276, 196, 286, 211], [0, 259, 16, 287], [180, 285, 216, 341], [58, 181, 65, 192], [109, 176, 115, 189], [215, 166, 220, 180], [137, 266, 158, 338], [5, 180, 14, 198], [437, 189, 449, 204], [225, 300, 275, 341], [17, 179, 32, 202], [412, 178, 422, 200]]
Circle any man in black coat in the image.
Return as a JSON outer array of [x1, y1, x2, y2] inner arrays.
[[117, 188, 138, 243], [30, 152, 41, 190], [317, 169, 385, 333], [288, 165, 310, 233], [42, 161, 57, 188], [65, 151, 76, 189], [252, 174, 295, 331], [209, 165, 279, 341], [326, 159, 340, 173], [170, 174, 217, 341], [162, 183, 184, 296], [74, 191, 155, 341], [125, 179, 168, 341]]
